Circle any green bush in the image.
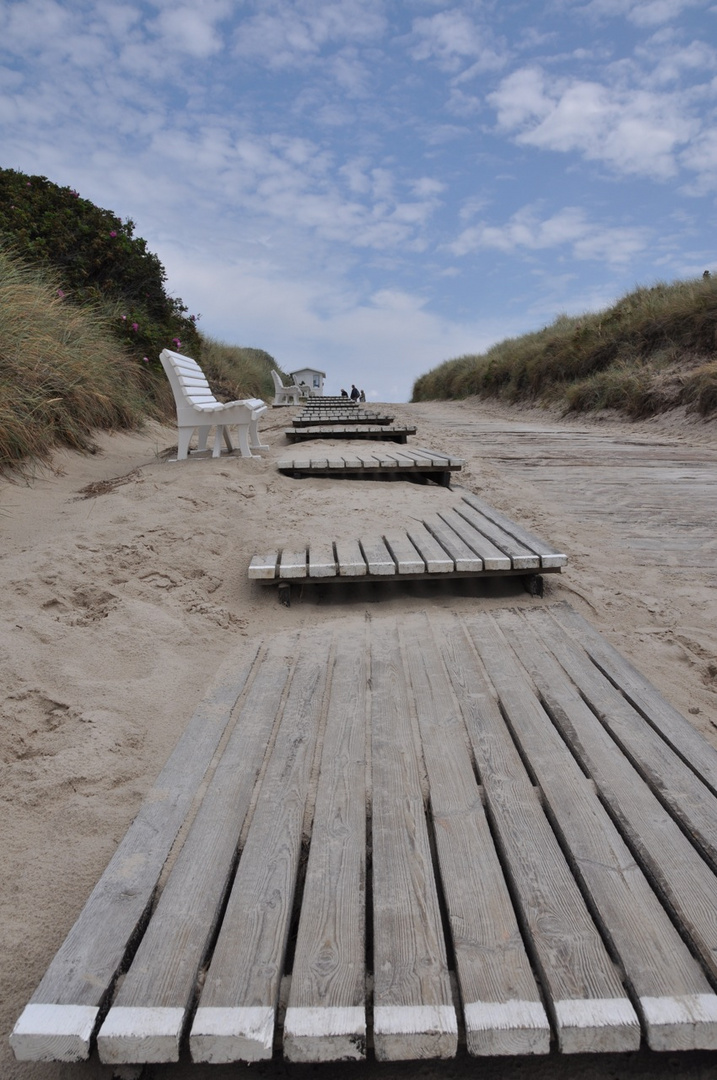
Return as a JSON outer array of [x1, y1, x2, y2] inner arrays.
[[0, 168, 200, 370]]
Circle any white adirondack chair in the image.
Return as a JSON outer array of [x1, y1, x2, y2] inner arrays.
[[160, 349, 269, 460], [271, 369, 302, 406]]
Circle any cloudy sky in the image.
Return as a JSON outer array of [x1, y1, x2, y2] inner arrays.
[[1, 0, 716, 400]]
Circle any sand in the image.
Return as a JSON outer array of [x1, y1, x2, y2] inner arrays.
[[2, 398, 716, 1080]]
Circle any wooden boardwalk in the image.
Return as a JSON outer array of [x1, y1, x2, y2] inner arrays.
[[12, 603, 717, 1066], [285, 424, 417, 444], [249, 491, 566, 584], [277, 446, 464, 486]]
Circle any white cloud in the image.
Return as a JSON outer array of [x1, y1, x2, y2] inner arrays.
[[449, 205, 651, 264], [489, 66, 699, 178], [232, 0, 386, 69], [580, 0, 705, 25], [409, 9, 505, 74]]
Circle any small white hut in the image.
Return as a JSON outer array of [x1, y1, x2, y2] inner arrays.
[[289, 367, 326, 396]]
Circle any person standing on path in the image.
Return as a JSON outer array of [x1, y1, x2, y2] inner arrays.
[[350, 384, 360, 400]]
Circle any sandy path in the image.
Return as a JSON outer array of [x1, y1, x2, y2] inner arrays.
[[1, 400, 716, 1080]]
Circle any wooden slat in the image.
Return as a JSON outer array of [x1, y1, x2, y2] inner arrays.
[[422, 515, 483, 572], [437, 510, 511, 571], [440, 616, 640, 1054], [399, 614, 550, 1056], [414, 447, 464, 467], [405, 523, 454, 573], [284, 632, 369, 1061], [493, 609, 717, 997], [489, 609, 717, 1051], [533, 607, 717, 871], [335, 539, 367, 576], [248, 553, 279, 580], [549, 603, 717, 796], [308, 541, 337, 578], [461, 494, 565, 565], [359, 537, 396, 575], [370, 624, 458, 1060], [279, 549, 308, 579], [383, 532, 425, 574], [96, 637, 299, 1064], [190, 629, 333, 1063], [454, 504, 540, 570], [10, 641, 263, 1062]]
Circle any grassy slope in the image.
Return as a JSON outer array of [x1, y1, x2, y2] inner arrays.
[[412, 276, 717, 419], [0, 249, 285, 472]]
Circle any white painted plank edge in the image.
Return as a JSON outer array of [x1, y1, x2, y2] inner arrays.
[[308, 541, 337, 578], [423, 516, 483, 572], [279, 550, 308, 579], [438, 510, 511, 570], [335, 539, 367, 576], [463, 1001, 551, 1057], [373, 1005, 457, 1061], [406, 523, 454, 572], [553, 998, 640, 1054], [96, 1007, 185, 1064], [249, 554, 279, 579], [191, 1006, 274, 1064], [360, 537, 397, 575], [640, 994, 717, 1051], [383, 532, 425, 574], [10, 1004, 99, 1063], [462, 493, 567, 566], [284, 1007, 366, 1062]]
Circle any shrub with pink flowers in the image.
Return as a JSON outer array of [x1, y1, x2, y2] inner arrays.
[[0, 167, 200, 367]]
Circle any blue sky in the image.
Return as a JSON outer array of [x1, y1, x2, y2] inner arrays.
[[1, 0, 716, 401]]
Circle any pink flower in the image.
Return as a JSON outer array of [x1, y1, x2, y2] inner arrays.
[[121, 314, 127, 320], [142, 357, 149, 363], [57, 289, 65, 299], [109, 230, 117, 238], [172, 338, 181, 348], [131, 322, 138, 331]]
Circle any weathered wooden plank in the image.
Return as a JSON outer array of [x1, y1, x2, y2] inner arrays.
[[335, 539, 367, 576], [10, 640, 264, 1062], [437, 510, 511, 571], [248, 553, 279, 580], [405, 523, 454, 573], [308, 541, 337, 578], [462, 493, 567, 567], [284, 426, 416, 443], [440, 616, 640, 1054], [370, 624, 458, 1061], [414, 447, 464, 467], [383, 532, 425, 574], [359, 537, 397, 575], [422, 516, 483, 572], [494, 608, 717, 996], [454, 504, 540, 570], [533, 607, 717, 872], [490, 609, 717, 1052], [549, 602, 717, 797], [399, 614, 550, 1056], [190, 630, 333, 1063], [284, 632, 369, 1062], [96, 637, 299, 1064], [279, 549, 308, 579]]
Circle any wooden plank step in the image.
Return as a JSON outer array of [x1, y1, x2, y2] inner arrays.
[[462, 493, 567, 567], [292, 415, 394, 427], [441, 615, 640, 1054], [190, 628, 334, 1063], [453, 503, 541, 570], [284, 631, 369, 1062], [15, 607, 717, 1064], [399, 613, 550, 1056], [489, 609, 717, 1051], [285, 426, 416, 444], [369, 622, 457, 1060], [96, 636, 300, 1064]]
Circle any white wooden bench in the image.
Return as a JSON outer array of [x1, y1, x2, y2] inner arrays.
[[271, 369, 302, 406], [160, 349, 268, 460]]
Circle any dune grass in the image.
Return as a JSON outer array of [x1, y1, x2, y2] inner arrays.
[[0, 248, 285, 473], [412, 276, 717, 419]]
